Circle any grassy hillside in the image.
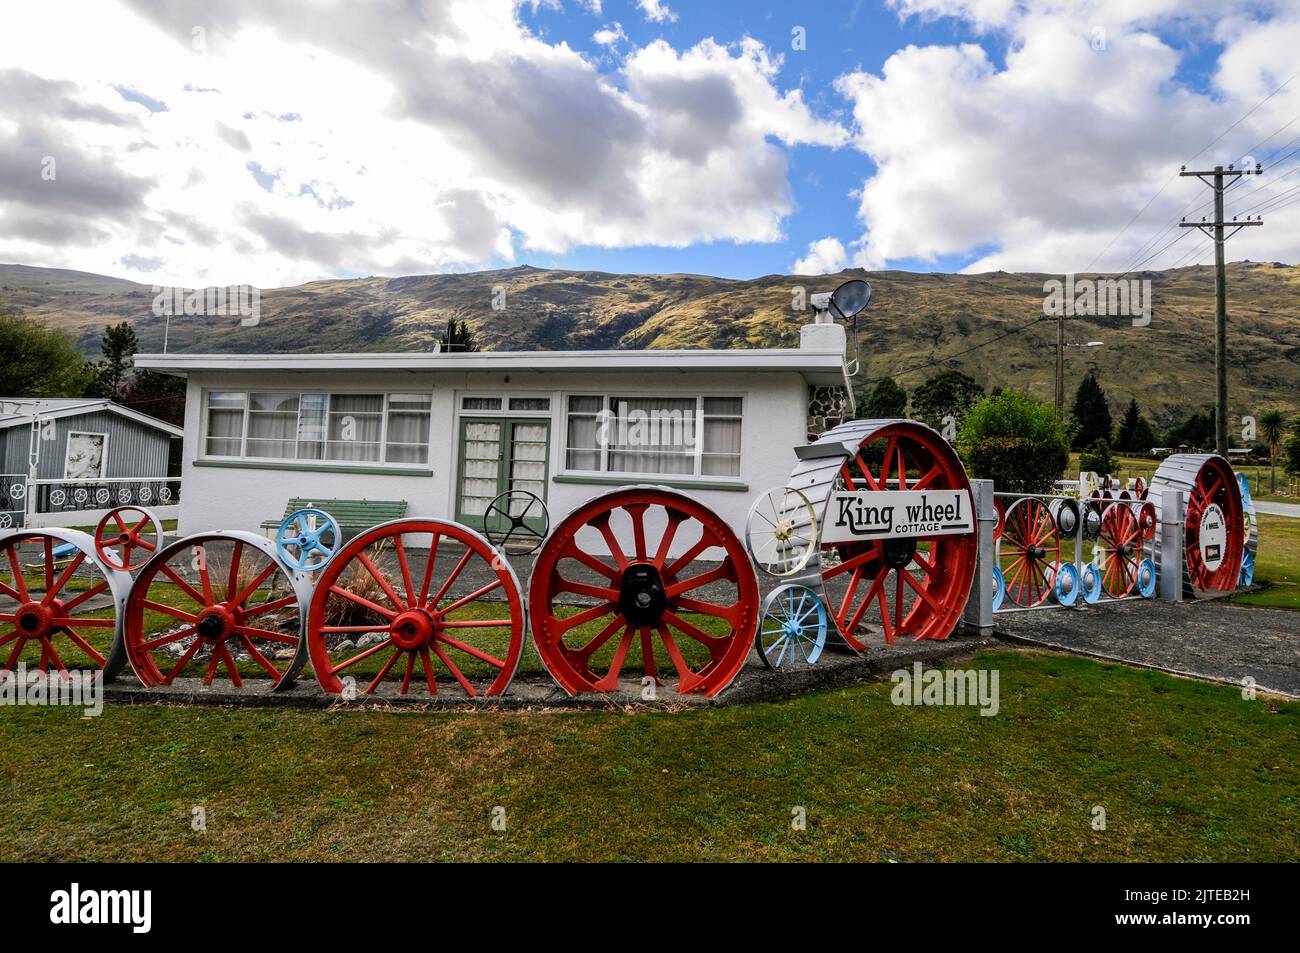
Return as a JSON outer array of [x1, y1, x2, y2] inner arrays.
[[2, 261, 1298, 427]]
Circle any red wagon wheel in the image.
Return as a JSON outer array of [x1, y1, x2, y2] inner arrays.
[[95, 506, 162, 572], [529, 488, 759, 698], [999, 498, 1060, 608], [307, 519, 525, 698], [124, 533, 306, 690], [819, 423, 976, 647], [0, 532, 123, 677], [1184, 458, 1244, 592], [1096, 502, 1140, 597]]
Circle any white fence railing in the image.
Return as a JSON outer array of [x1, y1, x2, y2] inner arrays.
[[0, 475, 181, 529]]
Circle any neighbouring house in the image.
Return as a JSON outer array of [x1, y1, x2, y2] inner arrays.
[[0, 398, 183, 529], [133, 322, 853, 547]]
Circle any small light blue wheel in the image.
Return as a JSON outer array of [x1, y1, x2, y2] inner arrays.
[[1080, 561, 1103, 604], [757, 584, 828, 670], [992, 565, 1005, 612], [1053, 561, 1081, 607], [275, 508, 341, 572], [1137, 558, 1157, 597], [1238, 550, 1254, 588]]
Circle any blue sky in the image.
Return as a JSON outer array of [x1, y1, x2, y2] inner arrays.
[[2, 0, 1297, 287]]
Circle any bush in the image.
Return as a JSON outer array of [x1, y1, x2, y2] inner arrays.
[[1079, 438, 1114, 477], [957, 390, 1070, 494]]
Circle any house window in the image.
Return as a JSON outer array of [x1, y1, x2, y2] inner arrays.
[[64, 431, 108, 480], [564, 395, 742, 478], [459, 395, 551, 415], [203, 391, 433, 466]]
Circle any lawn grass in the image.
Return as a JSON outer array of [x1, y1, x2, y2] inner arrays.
[[1, 649, 1295, 862], [1231, 513, 1300, 611]]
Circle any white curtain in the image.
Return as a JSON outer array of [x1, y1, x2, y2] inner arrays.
[[327, 394, 383, 461], [565, 396, 602, 470], [205, 393, 245, 456], [608, 396, 696, 475], [245, 393, 299, 459]]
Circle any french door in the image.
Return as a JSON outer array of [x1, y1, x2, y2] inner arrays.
[[455, 417, 550, 536]]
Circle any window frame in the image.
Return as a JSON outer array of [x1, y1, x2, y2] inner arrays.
[[63, 430, 110, 480], [200, 388, 435, 469], [560, 392, 744, 481]]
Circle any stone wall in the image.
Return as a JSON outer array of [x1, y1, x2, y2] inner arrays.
[[807, 385, 850, 440]]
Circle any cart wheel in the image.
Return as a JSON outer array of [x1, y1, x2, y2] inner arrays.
[[1152, 454, 1245, 594], [756, 584, 827, 670], [483, 490, 550, 555], [276, 508, 341, 572], [529, 487, 760, 698], [991, 565, 1005, 612], [1, 531, 127, 678], [124, 533, 307, 690], [745, 486, 818, 576], [94, 506, 163, 572], [1137, 558, 1157, 598], [308, 519, 526, 697], [1053, 561, 1080, 607], [1079, 562, 1102, 604], [1001, 498, 1061, 608], [1096, 501, 1140, 597], [1049, 497, 1080, 537]]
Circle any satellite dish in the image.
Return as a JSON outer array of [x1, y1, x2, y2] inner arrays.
[[829, 279, 871, 323]]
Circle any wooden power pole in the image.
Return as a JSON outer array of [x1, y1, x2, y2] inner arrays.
[[1179, 163, 1263, 456]]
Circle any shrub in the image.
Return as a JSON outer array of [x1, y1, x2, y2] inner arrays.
[[957, 390, 1070, 494], [1079, 438, 1114, 477]]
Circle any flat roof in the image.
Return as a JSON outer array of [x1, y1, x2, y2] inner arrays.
[[134, 348, 851, 386]]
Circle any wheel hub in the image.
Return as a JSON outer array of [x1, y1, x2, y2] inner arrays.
[[15, 600, 62, 638], [197, 605, 240, 642], [1027, 544, 1047, 559], [882, 537, 917, 570], [390, 609, 435, 650], [619, 561, 667, 626]]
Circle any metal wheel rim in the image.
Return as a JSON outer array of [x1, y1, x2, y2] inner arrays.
[[745, 486, 818, 576], [756, 584, 827, 670]]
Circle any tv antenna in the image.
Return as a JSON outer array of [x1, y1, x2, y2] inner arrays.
[[810, 279, 871, 376]]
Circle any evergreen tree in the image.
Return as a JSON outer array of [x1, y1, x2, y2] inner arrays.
[[0, 313, 93, 397], [910, 369, 983, 429], [88, 321, 139, 399], [860, 376, 908, 419], [440, 317, 481, 352], [1069, 371, 1112, 451], [1259, 409, 1286, 494], [1114, 397, 1154, 453]]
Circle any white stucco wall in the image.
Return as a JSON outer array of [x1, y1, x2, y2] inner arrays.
[[175, 367, 809, 551]]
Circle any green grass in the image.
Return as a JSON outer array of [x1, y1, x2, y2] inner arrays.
[[1, 650, 1295, 861], [1232, 513, 1300, 610]]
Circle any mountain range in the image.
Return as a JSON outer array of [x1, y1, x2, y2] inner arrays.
[[2, 260, 1297, 428]]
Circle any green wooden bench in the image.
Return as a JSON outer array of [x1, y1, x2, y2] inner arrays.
[[261, 497, 408, 539]]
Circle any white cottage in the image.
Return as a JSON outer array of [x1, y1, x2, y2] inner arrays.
[[134, 323, 852, 540]]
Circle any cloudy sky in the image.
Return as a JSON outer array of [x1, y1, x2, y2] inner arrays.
[[2, 0, 1298, 287]]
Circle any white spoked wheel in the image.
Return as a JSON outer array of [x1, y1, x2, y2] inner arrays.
[[756, 584, 828, 670], [745, 486, 818, 576]]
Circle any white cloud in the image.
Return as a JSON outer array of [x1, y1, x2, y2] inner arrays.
[[0, 0, 846, 286], [838, 1, 1300, 272], [792, 237, 848, 274], [593, 22, 626, 47], [637, 0, 678, 25]]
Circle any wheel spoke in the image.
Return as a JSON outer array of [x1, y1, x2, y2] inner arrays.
[[356, 552, 407, 612], [44, 552, 86, 604], [431, 642, 476, 696], [61, 627, 106, 665], [435, 578, 502, 617], [436, 632, 504, 669]]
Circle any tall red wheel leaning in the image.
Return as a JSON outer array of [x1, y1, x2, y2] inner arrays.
[[307, 519, 526, 698], [0, 529, 131, 679], [1095, 501, 1140, 597], [124, 531, 310, 690], [788, 419, 977, 648], [1152, 454, 1245, 595], [529, 487, 760, 698], [94, 506, 163, 572], [1000, 497, 1060, 607]]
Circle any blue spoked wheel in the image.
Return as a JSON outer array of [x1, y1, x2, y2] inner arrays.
[[1080, 561, 1103, 604], [756, 584, 828, 670], [275, 508, 341, 572], [1137, 558, 1158, 597], [991, 565, 1005, 612], [1238, 550, 1254, 588], [1053, 561, 1081, 607]]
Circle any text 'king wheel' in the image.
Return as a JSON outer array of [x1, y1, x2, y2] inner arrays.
[[817, 422, 977, 647]]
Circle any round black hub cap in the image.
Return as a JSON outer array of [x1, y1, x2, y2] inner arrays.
[[883, 537, 917, 570], [619, 562, 667, 627]]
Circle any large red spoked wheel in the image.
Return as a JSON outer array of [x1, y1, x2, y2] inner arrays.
[[0, 531, 127, 677], [529, 487, 760, 698], [1152, 454, 1245, 594], [125, 533, 307, 690], [307, 519, 525, 698], [817, 422, 976, 647], [1095, 502, 1140, 597], [95, 506, 162, 572], [1000, 498, 1060, 607]]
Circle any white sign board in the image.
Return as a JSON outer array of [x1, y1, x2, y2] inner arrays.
[[1199, 503, 1226, 571], [823, 489, 975, 545]]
